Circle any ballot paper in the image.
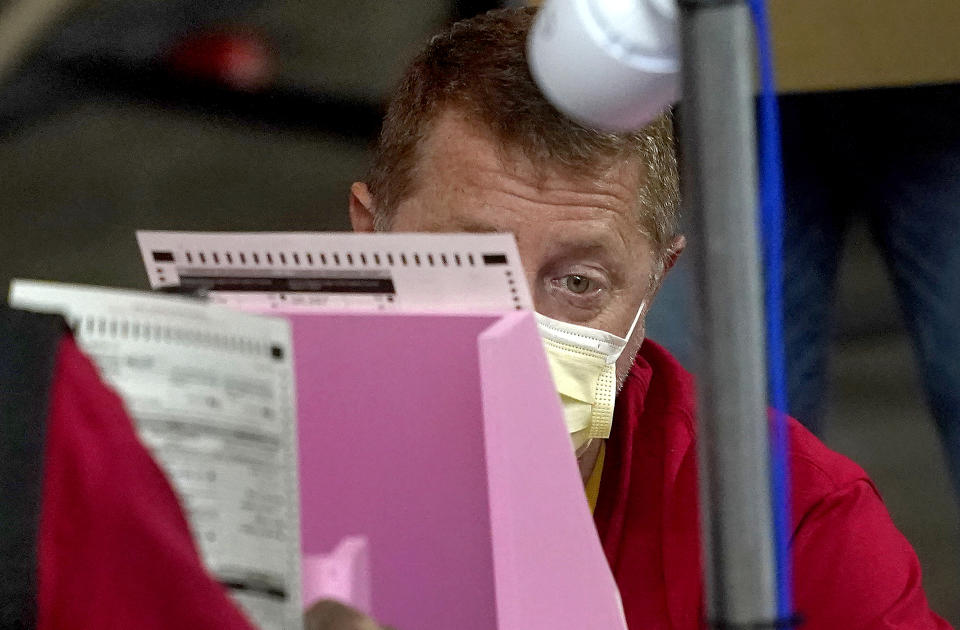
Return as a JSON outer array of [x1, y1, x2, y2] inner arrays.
[[10, 233, 628, 629], [136, 231, 533, 312], [8, 280, 303, 630]]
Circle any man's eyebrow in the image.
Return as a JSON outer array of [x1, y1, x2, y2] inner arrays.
[[423, 218, 505, 233], [545, 238, 619, 262]]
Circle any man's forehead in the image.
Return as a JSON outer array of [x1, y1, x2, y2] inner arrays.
[[417, 108, 643, 192], [397, 108, 651, 252], [416, 110, 526, 179]]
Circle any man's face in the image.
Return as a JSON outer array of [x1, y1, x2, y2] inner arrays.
[[351, 110, 664, 383]]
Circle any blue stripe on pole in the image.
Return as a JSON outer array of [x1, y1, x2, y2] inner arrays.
[[747, 0, 794, 619]]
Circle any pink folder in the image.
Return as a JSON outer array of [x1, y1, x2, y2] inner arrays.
[[287, 311, 626, 630]]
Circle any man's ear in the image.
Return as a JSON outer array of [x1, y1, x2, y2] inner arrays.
[[662, 234, 686, 274], [647, 234, 686, 298], [349, 182, 377, 233]]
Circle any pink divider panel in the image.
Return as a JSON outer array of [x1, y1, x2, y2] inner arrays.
[[288, 310, 625, 630], [478, 312, 628, 630], [289, 312, 502, 630]]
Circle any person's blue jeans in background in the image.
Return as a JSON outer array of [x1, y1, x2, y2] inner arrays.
[[645, 84, 960, 497]]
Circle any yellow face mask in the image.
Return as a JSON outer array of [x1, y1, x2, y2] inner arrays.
[[536, 304, 645, 456]]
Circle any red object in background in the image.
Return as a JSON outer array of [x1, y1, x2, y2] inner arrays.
[[165, 29, 273, 91]]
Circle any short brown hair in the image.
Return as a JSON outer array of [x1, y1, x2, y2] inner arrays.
[[366, 8, 680, 256]]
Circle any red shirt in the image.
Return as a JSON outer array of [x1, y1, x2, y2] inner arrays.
[[596, 340, 951, 630], [37, 337, 255, 630]]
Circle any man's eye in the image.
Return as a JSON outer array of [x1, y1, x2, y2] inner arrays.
[[563, 274, 594, 294]]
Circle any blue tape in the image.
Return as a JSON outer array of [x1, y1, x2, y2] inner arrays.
[[747, 0, 794, 618]]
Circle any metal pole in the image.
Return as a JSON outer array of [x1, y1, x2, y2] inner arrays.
[[679, 1, 779, 626]]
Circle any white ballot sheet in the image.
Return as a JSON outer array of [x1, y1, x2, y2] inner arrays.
[[136, 231, 533, 312], [9, 280, 303, 630]]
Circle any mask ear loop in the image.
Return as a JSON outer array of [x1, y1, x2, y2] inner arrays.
[[621, 298, 648, 344], [599, 299, 648, 366]]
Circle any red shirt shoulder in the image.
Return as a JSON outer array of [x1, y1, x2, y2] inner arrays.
[[786, 421, 950, 629], [599, 339, 951, 630]]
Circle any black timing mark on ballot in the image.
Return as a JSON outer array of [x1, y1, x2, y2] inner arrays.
[[482, 253, 508, 265], [178, 275, 396, 294]]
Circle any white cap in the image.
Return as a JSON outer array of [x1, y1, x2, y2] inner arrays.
[[528, 0, 680, 131]]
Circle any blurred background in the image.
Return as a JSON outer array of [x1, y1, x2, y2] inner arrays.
[[1, 0, 957, 624]]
